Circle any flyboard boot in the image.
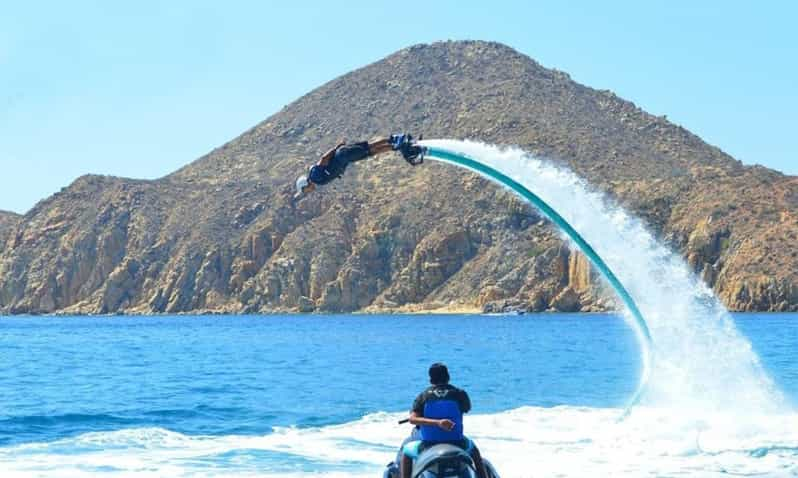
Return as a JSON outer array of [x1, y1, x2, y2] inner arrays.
[[390, 133, 426, 166]]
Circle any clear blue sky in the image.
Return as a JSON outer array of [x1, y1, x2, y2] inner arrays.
[[2, 1, 795, 214]]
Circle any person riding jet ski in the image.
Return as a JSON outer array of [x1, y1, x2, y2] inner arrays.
[[399, 363, 490, 478], [294, 133, 424, 200]]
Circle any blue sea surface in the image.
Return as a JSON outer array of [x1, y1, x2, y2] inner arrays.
[[1, 313, 795, 449]]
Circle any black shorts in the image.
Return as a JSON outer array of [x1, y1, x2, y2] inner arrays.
[[334, 142, 370, 164], [309, 142, 371, 185]]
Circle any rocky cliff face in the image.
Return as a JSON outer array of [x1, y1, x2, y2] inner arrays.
[[0, 211, 21, 255], [1, 41, 797, 314]]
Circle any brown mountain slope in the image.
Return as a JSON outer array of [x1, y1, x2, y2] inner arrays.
[[0, 211, 21, 255], [1, 41, 796, 314]]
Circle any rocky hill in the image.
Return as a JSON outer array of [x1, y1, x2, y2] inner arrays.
[[1, 41, 796, 315], [0, 211, 21, 255]]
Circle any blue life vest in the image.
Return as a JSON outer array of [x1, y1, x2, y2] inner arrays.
[[420, 399, 464, 442]]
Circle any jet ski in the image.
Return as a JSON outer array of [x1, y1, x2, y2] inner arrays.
[[383, 442, 500, 478]]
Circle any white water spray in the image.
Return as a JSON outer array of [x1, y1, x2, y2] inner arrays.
[[423, 139, 784, 413]]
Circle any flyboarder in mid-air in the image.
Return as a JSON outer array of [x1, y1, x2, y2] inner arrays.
[[293, 133, 424, 200]]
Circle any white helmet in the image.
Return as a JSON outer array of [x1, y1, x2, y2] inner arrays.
[[294, 174, 310, 198]]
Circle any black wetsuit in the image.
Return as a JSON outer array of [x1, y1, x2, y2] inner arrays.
[[308, 142, 371, 185]]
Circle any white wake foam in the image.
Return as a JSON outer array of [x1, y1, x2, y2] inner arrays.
[[2, 408, 797, 477], [422, 140, 785, 413]]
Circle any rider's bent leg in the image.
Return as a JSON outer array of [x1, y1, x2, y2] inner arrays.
[[471, 445, 489, 478], [367, 137, 394, 156], [400, 454, 413, 478]]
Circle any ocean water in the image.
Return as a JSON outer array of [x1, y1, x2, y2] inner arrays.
[[0, 313, 796, 477]]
